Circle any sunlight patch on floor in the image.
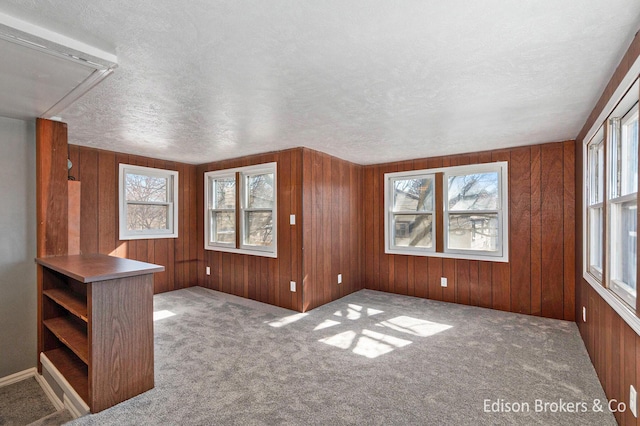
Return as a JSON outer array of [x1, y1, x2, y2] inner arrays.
[[153, 310, 176, 321], [313, 319, 341, 331], [267, 313, 308, 328], [377, 315, 453, 337]]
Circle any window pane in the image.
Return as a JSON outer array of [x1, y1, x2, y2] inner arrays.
[[621, 111, 638, 196], [448, 172, 499, 211], [612, 200, 637, 295], [393, 178, 433, 212], [392, 214, 432, 248], [448, 213, 498, 251], [588, 139, 604, 205], [215, 178, 235, 209], [126, 173, 168, 202], [588, 206, 603, 273], [247, 173, 274, 208], [245, 211, 273, 246], [211, 211, 235, 244], [127, 204, 168, 231]]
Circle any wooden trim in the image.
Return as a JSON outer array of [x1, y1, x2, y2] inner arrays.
[[435, 172, 444, 253]]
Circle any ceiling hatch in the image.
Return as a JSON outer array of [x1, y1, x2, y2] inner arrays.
[[0, 11, 117, 120]]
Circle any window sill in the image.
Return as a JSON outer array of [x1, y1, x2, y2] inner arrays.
[[583, 273, 640, 336], [120, 232, 178, 240], [385, 247, 508, 263], [205, 244, 277, 258]]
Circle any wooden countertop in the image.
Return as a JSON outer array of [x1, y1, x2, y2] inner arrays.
[[36, 254, 165, 283]]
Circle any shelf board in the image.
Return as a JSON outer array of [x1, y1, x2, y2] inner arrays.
[[44, 347, 89, 405], [43, 288, 87, 322], [43, 316, 88, 364]]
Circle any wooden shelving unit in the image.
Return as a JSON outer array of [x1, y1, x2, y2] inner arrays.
[[37, 254, 164, 413]]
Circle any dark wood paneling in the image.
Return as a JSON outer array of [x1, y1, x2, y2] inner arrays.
[[575, 31, 640, 425], [198, 148, 308, 311], [37, 119, 69, 257], [362, 141, 576, 320], [69, 145, 197, 294], [300, 149, 364, 311]]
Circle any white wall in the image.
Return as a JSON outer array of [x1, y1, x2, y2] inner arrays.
[[0, 116, 36, 378]]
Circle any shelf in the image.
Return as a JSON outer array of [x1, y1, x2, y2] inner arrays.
[[43, 288, 87, 322], [43, 316, 88, 364], [44, 347, 89, 404]]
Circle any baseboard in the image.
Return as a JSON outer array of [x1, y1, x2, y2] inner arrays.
[[0, 367, 37, 387], [33, 372, 65, 412], [40, 352, 89, 417], [63, 394, 84, 419]]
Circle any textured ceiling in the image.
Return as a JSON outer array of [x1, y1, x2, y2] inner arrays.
[[1, 1, 639, 165]]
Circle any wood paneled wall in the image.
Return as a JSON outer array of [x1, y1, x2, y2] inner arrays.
[[196, 148, 305, 311], [362, 141, 576, 321], [575, 30, 640, 426], [196, 148, 363, 312], [67, 145, 198, 294], [301, 148, 364, 311]]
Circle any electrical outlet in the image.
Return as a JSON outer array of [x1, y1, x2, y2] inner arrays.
[[582, 306, 586, 322], [338, 274, 342, 284], [441, 277, 447, 287], [206, 266, 210, 276], [290, 281, 296, 292], [290, 214, 296, 225], [631, 385, 637, 418]]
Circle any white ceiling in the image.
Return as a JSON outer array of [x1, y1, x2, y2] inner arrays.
[[1, 1, 639, 165]]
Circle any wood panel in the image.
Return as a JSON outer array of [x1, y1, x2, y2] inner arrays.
[[300, 148, 364, 311], [36, 119, 69, 257], [68, 145, 197, 294], [198, 148, 308, 311], [89, 274, 154, 412], [362, 141, 576, 320], [575, 31, 640, 425]]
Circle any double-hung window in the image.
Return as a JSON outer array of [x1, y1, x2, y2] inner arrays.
[[444, 167, 504, 257], [586, 129, 605, 280], [608, 103, 638, 307], [385, 162, 508, 261], [119, 164, 178, 240], [388, 175, 435, 252], [205, 162, 277, 257]]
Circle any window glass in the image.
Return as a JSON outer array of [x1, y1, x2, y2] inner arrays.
[[393, 214, 433, 248], [393, 178, 433, 212], [119, 164, 178, 240], [247, 173, 274, 208], [447, 213, 498, 251], [448, 172, 499, 211]]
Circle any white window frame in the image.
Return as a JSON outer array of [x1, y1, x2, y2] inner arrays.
[[582, 75, 639, 335], [384, 162, 509, 262], [204, 162, 277, 258], [586, 129, 604, 282], [207, 172, 236, 248], [443, 163, 508, 260], [118, 164, 178, 240], [607, 104, 638, 308], [386, 173, 436, 254]]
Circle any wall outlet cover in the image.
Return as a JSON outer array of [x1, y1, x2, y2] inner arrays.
[[337, 274, 342, 284], [290, 281, 296, 292], [206, 266, 211, 276]]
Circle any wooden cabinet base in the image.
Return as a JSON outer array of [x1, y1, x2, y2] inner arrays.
[[37, 254, 163, 413]]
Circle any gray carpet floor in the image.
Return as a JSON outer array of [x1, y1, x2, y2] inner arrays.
[[0, 377, 56, 425], [68, 287, 615, 425]]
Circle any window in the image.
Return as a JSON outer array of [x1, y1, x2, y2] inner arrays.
[[608, 103, 638, 307], [119, 164, 178, 240], [205, 162, 277, 257], [389, 175, 435, 252], [586, 129, 604, 280], [584, 78, 638, 312], [385, 162, 508, 262]]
